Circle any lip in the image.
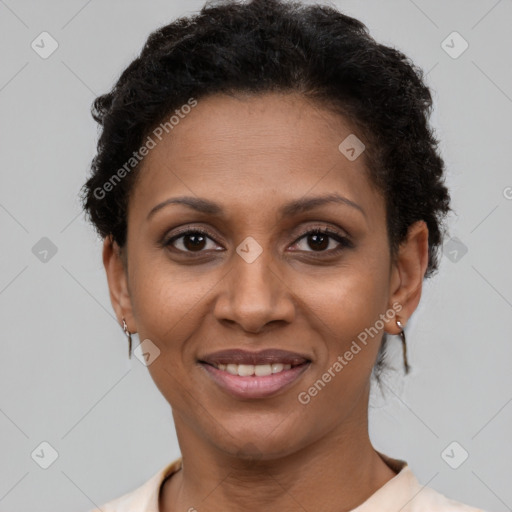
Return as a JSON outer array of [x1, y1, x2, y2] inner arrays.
[[199, 348, 311, 366], [199, 360, 311, 399]]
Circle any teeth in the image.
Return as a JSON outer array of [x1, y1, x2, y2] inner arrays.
[[216, 362, 292, 376], [271, 363, 284, 374]]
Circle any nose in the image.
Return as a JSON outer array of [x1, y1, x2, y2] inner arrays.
[[213, 247, 295, 333]]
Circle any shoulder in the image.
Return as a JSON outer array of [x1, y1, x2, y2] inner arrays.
[[397, 468, 487, 512], [367, 452, 487, 512], [86, 457, 182, 512], [409, 484, 486, 512]]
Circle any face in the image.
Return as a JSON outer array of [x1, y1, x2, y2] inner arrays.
[[104, 92, 427, 461]]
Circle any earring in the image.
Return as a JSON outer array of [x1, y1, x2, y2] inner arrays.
[[396, 319, 410, 374], [122, 317, 132, 359]]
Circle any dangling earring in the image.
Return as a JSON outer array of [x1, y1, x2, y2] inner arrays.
[[396, 319, 410, 374], [122, 317, 132, 359]]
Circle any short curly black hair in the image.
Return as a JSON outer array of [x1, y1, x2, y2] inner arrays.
[[80, 0, 451, 378]]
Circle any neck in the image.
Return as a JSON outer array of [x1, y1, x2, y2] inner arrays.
[[160, 389, 397, 512]]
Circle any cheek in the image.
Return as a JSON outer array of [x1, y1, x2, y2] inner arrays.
[[300, 252, 391, 376], [302, 255, 389, 331], [293, 269, 389, 421], [128, 250, 214, 345], [127, 262, 204, 406]]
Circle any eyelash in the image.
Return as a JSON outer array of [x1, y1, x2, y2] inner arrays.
[[162, 226, 353, 257]]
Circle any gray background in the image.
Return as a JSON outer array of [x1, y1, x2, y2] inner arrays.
[[0, 0, 511, 511]]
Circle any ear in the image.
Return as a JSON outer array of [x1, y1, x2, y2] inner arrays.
[[102, 235, 136, 333], [384, 220, 429, 334]]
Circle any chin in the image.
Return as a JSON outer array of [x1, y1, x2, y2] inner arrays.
[[214, 424, 305, 462]]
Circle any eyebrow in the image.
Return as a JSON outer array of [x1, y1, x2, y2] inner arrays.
[[146, 193, 366, 220]]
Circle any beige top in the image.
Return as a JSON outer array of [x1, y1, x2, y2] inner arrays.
[[89, 452, 485, 512]]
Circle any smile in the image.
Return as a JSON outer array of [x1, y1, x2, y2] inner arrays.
[[212, 362, 301, 376], [199, 360, 311, 399]]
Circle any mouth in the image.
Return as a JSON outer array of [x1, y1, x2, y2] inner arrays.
[[202, 360, 306, 376], [198, 348, 311, 399]]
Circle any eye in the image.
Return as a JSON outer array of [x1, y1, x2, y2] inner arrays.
[[291, 227, 353, 254], [164, 229, 222, 253], [162, 226, 352, 256]]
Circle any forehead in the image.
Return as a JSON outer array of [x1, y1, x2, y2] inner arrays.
[[130, 92, 384, 223]]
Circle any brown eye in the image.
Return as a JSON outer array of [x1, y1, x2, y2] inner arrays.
[[182, 233, 207, 251], [165, 229, 221, 253], [292, 228, 352, 254], [306, 232, 330, 251]]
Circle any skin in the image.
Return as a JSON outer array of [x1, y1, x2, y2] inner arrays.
[[103, 92, 429, 512]]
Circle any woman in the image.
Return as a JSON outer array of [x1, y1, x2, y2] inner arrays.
[[81, 0, 485, 510]]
